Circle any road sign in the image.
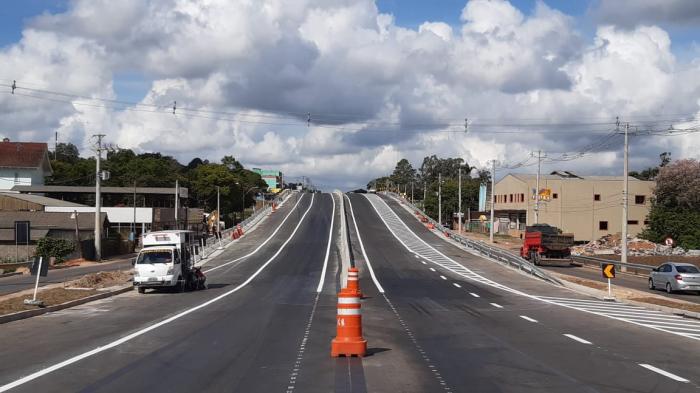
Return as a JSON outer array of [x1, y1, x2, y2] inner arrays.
[[665, 237, 674, 247], [29, 256, 48, 277], [602, 263, 615, 279]]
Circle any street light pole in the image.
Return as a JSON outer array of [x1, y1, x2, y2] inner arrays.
[[438, 173, 442, 227], [93, 134, 105, 261], [490, 160, 496, 243], [458, 166, 462, 234], [622, 122, 629, 266]]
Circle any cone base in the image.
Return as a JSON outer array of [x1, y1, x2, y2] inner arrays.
[[331, 338, 367, 357]]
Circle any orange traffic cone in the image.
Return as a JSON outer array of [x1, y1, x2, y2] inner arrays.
[[272, 203, 277, 212], [237, 224, 244, 237], [346, 267, 362, 297], [427, 223, 435, 230], [331, 290, 367, 357]]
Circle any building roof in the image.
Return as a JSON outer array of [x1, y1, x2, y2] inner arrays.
[[11, 185, 188, 198], [508, 172, 647, 182], [0, 140, 53, 174], [0, 192, 87, 208]]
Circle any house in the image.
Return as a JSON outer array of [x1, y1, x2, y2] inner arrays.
[[491, 171, 655, 242], [0, 138, 53, 191]]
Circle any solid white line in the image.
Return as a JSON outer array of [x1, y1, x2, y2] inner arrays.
[[440, 275, 447, 280], [563, 334, 592, 345], [638, 364, 689, 383], [490, 303, 503, 309], [453, 283, 462, 288], [344, 194, 385, 293], [0, 194, 317, 393], [316, 193, 336, 293], [203, 194, 306, 274], [469, 292, 480, 298], [520, 315, 538, 323], [429, 267, 436, 272]]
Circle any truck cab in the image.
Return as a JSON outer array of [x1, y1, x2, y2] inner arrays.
[[133, 230, 204, 293]]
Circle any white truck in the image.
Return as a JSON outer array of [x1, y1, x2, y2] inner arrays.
[[133, 230, 206, 294]]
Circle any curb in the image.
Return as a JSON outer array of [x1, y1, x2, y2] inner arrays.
[[0, 272, 23, 278], [555, 278, 700, 320], [0, 285, 133, 325]]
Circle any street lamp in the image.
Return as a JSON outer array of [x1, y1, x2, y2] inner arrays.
[[236, 183, 259, 221]]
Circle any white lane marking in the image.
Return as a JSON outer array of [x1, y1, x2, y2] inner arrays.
[[421, 261, 427, 265], [453, 283, 462, 288], [440, 275, 447, 280], [563, 334, 592, 345], [469, 292, 480, 298], [286, 292, 321, 393], [429, 267, 436, 272], [316, 193, 336, 293], [638, 364, 689, 383], [344, 194, 385, 293], [368, 195, 700, 342], [0, 194, 317, 393], [414, 255, 420, 259], [203, 194, 306, 274], [520, 315, 538, 323], [490, 303, 503, 309]]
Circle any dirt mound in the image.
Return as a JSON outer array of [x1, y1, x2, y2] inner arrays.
[[67, 271, 132, 289]]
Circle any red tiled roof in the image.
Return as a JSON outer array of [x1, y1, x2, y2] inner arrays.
[[0, 141, 49, 169]]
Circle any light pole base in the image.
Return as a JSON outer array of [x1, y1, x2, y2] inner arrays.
[[23, 299, 44, 307], [603, 296, 616, 302]]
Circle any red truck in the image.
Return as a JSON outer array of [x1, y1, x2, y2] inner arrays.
[[520, 224, 574, 266]]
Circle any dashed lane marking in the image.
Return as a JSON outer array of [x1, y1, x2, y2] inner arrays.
[[0, 194, 318, 393], [469, 293, 480, 298], [638, 364, 690, 383], [563, 334, 593, 345], [364, 194, 700, 342], [440, 275, 447, 280], [520, 315, 538, 323], [285, 293, 321, 393], [429, 268, 436, 272], [452, 283, 461, 288], [490, 303, 503, 309]]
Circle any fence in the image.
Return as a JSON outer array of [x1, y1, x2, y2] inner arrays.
[[385, 192, 563, 286]]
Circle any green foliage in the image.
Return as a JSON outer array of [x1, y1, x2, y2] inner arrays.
[[641, 158, 700, 249], [629, 152, 671, 181], [35, 237, 75, 263]]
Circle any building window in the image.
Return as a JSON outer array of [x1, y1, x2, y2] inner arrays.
[[520, 193, 524, 202], [628, 220, 639, 225], [644, 220, 650, 225], [553, 193, 558, 199], [635, 195, 646, 204], [14, 172, 19, 184], [509, 194, 513, 203], [594, 194, 601, 201], [599, 221, 608, 230]]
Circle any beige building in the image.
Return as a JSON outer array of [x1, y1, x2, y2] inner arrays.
[[492, 171, 655, 242]]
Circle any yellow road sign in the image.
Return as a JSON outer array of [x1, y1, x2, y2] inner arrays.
[[602, 263, 616, 279]]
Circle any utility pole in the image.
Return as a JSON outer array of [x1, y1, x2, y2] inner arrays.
[[174, 180, 179, 230], [534, 149, 543, 224], [132, 180, 137, 241], [458, 166, 462, 234], [411, 181, 414, 204], [621, 122, 629, 266], [216, 186, 223, 250], [438, 173, 442, 226], [490, 160, 496, 243], [93, 134, 105, 261], [54, 131, 58, 160]]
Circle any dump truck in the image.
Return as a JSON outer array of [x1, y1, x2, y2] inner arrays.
[[133, 230, 206, 293], [520, 224, 574, 266]]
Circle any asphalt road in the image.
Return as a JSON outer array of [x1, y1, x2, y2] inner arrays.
[[0, 256, 134, 296], [344, 193, 700, 392], [0, 191, 698, 392], [541, 262, 700, 304]]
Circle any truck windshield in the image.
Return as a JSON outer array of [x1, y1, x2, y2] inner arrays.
[[137, 251, 173, 264]]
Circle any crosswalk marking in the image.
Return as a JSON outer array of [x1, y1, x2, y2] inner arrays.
[[365, 194, 700, 343]]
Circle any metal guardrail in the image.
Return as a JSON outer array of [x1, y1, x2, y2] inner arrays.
[[385, 192, 563, 286], [573, 255, 654, 275], [198, 190, 292, 260]]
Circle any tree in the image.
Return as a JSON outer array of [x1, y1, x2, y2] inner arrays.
[[642, 159, 700, 249], [391, 159, 416, 186], [629, 152, 671, 181], [35, 237, 75, 263], [54, 142, 80, 163]]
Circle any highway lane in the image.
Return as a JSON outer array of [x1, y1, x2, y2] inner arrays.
[[0, 192, 343, 392], [0, 256, 134, 296], [347, 193, 700, 392], [541, 263, 700, 304]]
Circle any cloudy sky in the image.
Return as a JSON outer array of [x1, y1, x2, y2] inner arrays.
[[1, 0, 700, 190]]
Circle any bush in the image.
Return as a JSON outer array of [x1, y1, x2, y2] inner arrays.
[[35, 237, 75, 263]]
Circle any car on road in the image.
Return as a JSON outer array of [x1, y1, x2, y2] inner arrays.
[[648, 262, 700, 294]]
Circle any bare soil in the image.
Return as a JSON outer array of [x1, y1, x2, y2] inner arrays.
[[558, 275, 608, 291], [0, 271, 132, 316]]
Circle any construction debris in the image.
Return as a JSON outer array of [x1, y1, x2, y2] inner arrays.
[[571, 233, 690, 257]]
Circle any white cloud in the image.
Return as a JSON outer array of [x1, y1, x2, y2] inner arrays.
[[1, 0, 699, 190]]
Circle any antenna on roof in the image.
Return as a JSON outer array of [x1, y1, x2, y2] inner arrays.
[[11, 80, 16, 94]]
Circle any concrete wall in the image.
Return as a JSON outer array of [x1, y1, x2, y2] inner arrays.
[[494, 174, 654, 242]]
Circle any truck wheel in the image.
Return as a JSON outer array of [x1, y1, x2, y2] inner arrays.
[[137, 287, 145, 294], [176, 276, 185, 293], [533, 253, 541, 266]]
